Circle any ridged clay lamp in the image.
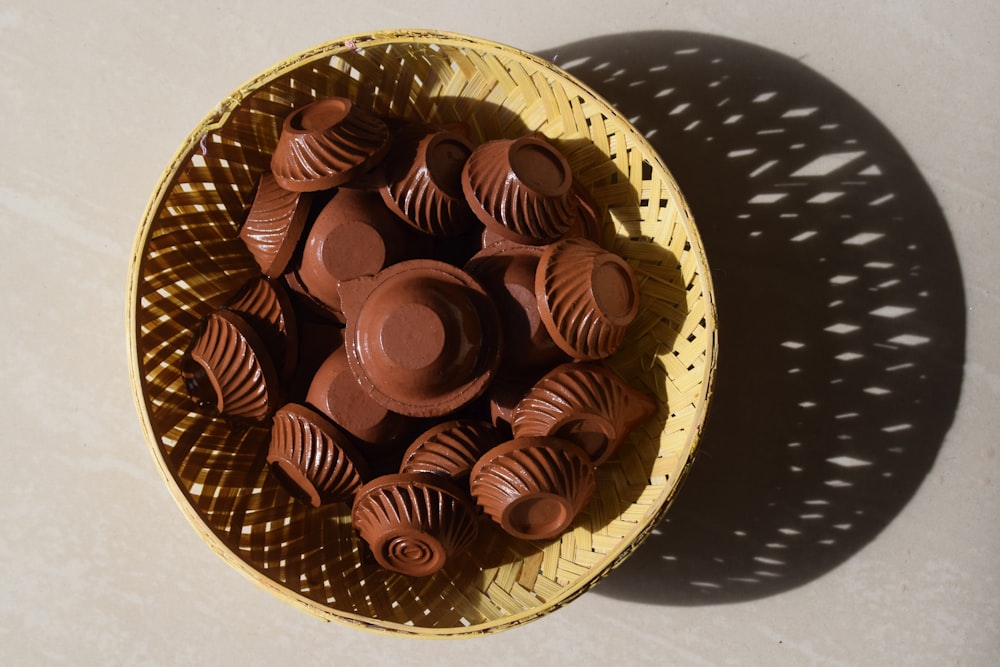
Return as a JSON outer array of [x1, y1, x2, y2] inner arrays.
[[462, 135, 578, 245], [464, 241, 568, 377], [479, 179, 605, 249], [380, 125, 478, 237], [267, 403, 370, 507], [399, 419, 506, 481], [338, 259, 503, 418], [470, 436, 596, 541], [224, 276, 299, 384], [238, 173, 313, 278], [180, 309, 281, 423], [351, 472, 479, 577], [270, 97, 391, 192], [535, 237, 641, 360], [512, 361, 658, 466]]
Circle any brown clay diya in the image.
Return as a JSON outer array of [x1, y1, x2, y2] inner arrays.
[[296, 188, 423, 320], [535, 237, 641, 360], [479, 178, 605, 249], [464, 241, 567, 376], [469, 436, 596, 541], [511, 361, 658, 466], [239, 173, 313, 277], [306, 344, 415, 448], [267, 403, 370, 507], [462, 135, 577, 245], [181, 309, 280, 423], [224, 276, 299, 384], [380, 125, 477, 237], [270, 97, 391, 192], [339, 259, 503, 418], [351, 472, 479, 577], [399, 419, 506, 481]]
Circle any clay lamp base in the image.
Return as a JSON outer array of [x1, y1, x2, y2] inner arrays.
[[297, 189, 427, 320], [380, 126, 478, 237], [462, 135, 577, 245], [535, 237, 641, 360], [470, 436, 596, 541], [306, 345, 415, 448], [511, 362, 658, 466], [339, 259, 503, 418], [267, 403, 370, 507], [181, 309, 280, 423], [351, 472, 479, 577], [270, 97, 391, 192], [465, 241, 567, 376]]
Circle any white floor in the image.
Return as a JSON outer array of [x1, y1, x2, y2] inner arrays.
[[2, 2, 997, 665]]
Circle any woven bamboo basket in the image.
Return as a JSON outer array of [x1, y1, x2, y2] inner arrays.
[[127, 29, 717, 637]]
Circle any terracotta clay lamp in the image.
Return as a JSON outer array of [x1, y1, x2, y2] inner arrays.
[[399, 419, 506, 481], [511, 361, 658, 466], [535, 237, 641, 360], [479, 179, 605, 249], [270, 97, 391, 192], [339, 259, 503, 418], [470, 436, 596, 541], [296, 188, 424, 321], [380, 125, 478, 237], [239, 173, 313, 278], [181, 309, 281, 423], [224, 276, 299, 384], [351, 472, 479, 577], [267, 403, 370, 507], [306, 344, 416, 448], [464, 241, 567, 376], [462, 135, 578, 245]]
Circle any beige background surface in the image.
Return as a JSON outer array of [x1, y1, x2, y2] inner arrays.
[[2, 1, 998, 665]]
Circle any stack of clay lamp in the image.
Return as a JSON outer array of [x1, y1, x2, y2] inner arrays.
[[180, 97, 657, 577]]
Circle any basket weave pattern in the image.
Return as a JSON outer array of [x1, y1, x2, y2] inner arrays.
[[127, 30, 716, 636]]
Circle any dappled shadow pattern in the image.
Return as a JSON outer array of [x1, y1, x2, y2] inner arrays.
[[538, 32, 965, 604]]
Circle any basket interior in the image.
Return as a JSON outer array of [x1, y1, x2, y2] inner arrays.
[[128, 31, 715, 636]]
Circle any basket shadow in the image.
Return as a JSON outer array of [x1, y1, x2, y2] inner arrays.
[[536, 31, 966, 604]]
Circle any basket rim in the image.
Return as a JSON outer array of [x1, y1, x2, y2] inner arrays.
[[126, 27, 718, 638]]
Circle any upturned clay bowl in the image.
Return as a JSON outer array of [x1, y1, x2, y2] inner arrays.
[[464, 241, 567, 376], [511, 361, 658, 466], [479, 179, 605, 249], [180, 309, 280, 422], [399, 419, 506, 480], [224, 276, 299, 383], [470, 436, 596, 541], [297, 188, 423, 320], [306, 344, 415, 448], [380, 125, 478, 237], [267, 403, 370, 507], [535, 237, 641, 360], [462, 135, 578, 245], [270, 97, 391, 191], [238, 173, 313, 277], [339, 259, 503, 418], [351, 472, 479, 577]]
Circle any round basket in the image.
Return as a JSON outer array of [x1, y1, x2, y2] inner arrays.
[[126, 29, 717, 637]]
